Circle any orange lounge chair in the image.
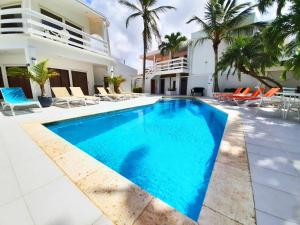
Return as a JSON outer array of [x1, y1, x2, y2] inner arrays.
[[235, 88, 281, 106], [221, 87, 252, 101], [225, 87, 264, 105], [213, 87, 243, 98]]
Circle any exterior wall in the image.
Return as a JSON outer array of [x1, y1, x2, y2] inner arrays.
[[93, 65, 108, 87], [0, 51, 95, 98], [37, 52, 95, 97], [218, 73, 259, 90], [0, 50, 27, 88], [188, 33, 258, 95], [267, 71, 300, 88], [114, 62, 138, 91]]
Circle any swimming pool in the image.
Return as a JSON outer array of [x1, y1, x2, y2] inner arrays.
[[46, 99, 227, 221]]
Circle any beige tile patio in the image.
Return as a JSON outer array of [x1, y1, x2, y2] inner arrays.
[[216, 134, 249, 171], [134, 198, 197, 225], [199, 206, 243, 225], [54, 149, 100, 183], [203, 162, 255, 225], [77, 168, 153, 225]]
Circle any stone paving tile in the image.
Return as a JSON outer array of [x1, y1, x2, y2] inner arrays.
[[92, 215, 115, 225], [246, 143, 287, 158], [199, 206, 243, 225], [77, 168, 153, 225], [134, 198, 197, 225], [249, 165, 300, 196], [256, 210, 299, 225], [203, 162, 255, 225], [13, 154, 63, 195], [0, 198, 34, 225], [252, 183, 300, 223], [24, 176, 102, 225], [0, 166, 22, 207], [248, 152, 298, 176]]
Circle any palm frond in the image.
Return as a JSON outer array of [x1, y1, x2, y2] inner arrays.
[[151, 5, 176, 14], [119, 0, 141, 12], [125, 12, 142, 28]]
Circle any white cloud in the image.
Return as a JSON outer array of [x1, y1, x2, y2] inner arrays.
[[86, 0, 281, 72]]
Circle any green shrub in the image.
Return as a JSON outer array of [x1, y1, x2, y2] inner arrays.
[[133, 87, 143, 93]]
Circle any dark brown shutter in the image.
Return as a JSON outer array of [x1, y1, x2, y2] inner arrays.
[[6, 67, 33, 98], [71, 71, 89, 95], [49, 69, 70, 96]]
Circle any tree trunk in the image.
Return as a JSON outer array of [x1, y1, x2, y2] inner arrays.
[[142, 24, 147, 93], [40, 84, 45, 97], [213, 42, 220, 92], [238, 66, 283, 89]]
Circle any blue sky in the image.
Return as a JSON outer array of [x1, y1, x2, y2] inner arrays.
[[84, 0, 283, 71]]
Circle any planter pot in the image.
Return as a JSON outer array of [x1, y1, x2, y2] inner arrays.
[[38, 96, 52, 108]]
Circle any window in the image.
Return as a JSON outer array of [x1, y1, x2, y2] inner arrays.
[[1, 5, 22, 34]]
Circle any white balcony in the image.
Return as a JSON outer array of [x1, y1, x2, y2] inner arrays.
[[0, 8, 109, 56], [146, 57, 189, 79]]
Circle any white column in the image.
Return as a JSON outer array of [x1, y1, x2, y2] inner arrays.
[[68, 69, 73, 87], [1, 65, 9, 87], [176, 74, 180, 95], [104, 21, 111, 55], [25, 47, 40, 99], [22, 0, 31, 8]]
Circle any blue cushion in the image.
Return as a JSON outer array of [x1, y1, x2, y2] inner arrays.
[[0, 87, 34, 104]]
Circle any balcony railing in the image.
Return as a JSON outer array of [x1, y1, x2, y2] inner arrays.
[[0, 8, 109, 56], [146, 57, 189, 79]]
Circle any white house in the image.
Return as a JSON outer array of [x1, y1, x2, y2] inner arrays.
[[143, 31, 259, 97], [0, 0, 137, 99], [142, 14, 300, 96]]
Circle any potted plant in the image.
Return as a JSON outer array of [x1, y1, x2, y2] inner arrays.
[[107, 75, 126, 93], [7, 60, 59, 107]]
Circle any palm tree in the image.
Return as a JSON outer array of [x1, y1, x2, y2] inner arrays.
[[7, 60, 58, 97], [257, 0, 287, 16], [159, 32, 187, 59], [187, 0, 259, 92], [107, 75, 126, 93], [217, 34, 283, 88], [159, 32, 187, 91], [262, 0, 300, 79], [119, 0, 176, 92]]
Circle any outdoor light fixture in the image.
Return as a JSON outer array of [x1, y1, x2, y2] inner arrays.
[[31, 57, 37, 65]]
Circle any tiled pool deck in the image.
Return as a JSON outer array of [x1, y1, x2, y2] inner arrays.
[[0, 96, 299, 225]]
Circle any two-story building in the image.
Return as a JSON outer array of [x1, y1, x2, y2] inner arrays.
[[0, 0, 137, 99], [144, 45, 189, 95]]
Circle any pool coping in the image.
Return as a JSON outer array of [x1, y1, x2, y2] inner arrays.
[[21, 97, 256, 225]]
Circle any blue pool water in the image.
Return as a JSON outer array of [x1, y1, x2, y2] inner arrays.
[[46, 99, 227, 220]]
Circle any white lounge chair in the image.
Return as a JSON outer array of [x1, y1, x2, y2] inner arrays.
[[96, 87, 119, 101], [118, 87, 139, 97], [0, 87, 41, 116], [70, 87, 100, 104], [107, 87, 129, 100], [52, 87, 86, 108]]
